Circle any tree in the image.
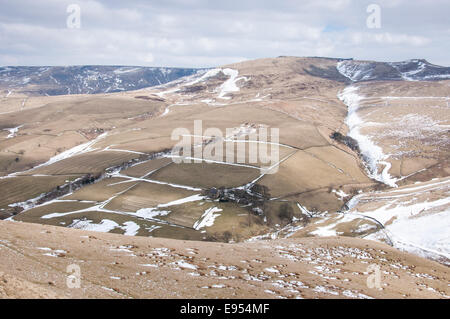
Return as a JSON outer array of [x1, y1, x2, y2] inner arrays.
[[279, 203, 294, 223]]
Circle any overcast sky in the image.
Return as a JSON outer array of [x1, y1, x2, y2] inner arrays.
[[0, 0, 449, 67]]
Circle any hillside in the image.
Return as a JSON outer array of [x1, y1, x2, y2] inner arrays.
[[0, 65, 203, 96], [0, 220, 448, 299], [0, 56, 449, 299]]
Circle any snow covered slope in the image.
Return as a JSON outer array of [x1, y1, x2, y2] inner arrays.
[[347, 177, 450, 265], [337, 59, 450, 82], [0, 65, 203, 96]]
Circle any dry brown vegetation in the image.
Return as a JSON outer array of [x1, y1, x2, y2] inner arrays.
[[0, 57, 449, 298], [0, 220, 448, 299]]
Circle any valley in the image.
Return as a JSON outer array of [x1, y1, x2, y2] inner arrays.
[[0, 56, 449, 298]]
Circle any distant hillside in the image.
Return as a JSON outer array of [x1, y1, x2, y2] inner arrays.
[[0, 65, 205, 96], [336, 59, 450, 82]]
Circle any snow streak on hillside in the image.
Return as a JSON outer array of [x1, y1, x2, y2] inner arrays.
[[217, 69, 248, 99], [337, 59, 450, 82], [339, 86, 397, 187], [337, 61, 376, 82], [153, 67, 247, 109]]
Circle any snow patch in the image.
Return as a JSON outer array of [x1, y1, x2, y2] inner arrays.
[[217, 68, 248, 99], [122, 221, 140, 236], [193, 207, 222, 230], [69, 219, 119, 232]]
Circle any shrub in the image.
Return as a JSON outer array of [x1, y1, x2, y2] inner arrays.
[[278, 203, 294, 222]]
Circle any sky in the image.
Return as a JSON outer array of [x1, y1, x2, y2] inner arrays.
[[0, 0, 449, 67]]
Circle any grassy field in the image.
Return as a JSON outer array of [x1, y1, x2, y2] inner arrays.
[[259, 149, 361, 198], [103, 181, 197, 212], [120, 157, 172, 177], [0, 175, 81, 209], [149, 162, 261, 189], [26, 151, 138, 175]]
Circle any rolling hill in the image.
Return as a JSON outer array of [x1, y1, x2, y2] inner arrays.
[[0, 56, 449, 298]]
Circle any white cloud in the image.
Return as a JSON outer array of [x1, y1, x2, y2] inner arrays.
[[0, 0, 448, 67], [308, 0, 351, 10], [350, 31, 431, 46], [372, 32, 430, 46]]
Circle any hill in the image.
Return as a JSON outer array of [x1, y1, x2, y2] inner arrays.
[[0, 56, 448, 298]]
